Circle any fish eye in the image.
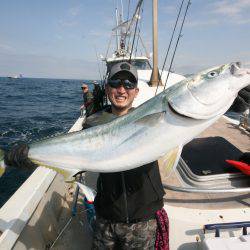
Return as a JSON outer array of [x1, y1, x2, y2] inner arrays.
[[207, 71, 219, 78]]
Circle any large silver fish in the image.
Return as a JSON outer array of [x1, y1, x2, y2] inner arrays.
[[1, 62, 249, 178]]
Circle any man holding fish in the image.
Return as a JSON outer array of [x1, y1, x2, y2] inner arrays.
[[85, 62, 166, 250], [4, 62, 167, 249]]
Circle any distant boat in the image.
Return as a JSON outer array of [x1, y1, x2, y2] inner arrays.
[[7, 74, 23, 79]]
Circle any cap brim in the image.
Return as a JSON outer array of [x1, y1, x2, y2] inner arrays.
[[110, 71, 137, 83]]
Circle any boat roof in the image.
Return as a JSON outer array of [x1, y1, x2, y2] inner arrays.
[[106, 56, 149, 62]]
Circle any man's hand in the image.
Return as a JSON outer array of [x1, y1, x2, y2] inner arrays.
[[80, 104, 86, 110], [4, 143, 37, 169]]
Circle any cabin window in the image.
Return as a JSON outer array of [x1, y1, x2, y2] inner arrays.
[[107, 59, 151, 73], [131, 60, 151, 70]]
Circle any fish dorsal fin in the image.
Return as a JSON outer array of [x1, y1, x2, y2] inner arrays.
[[158, 145, 183, 178]]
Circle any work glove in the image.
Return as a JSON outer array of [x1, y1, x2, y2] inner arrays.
[[4, 143, 37, 170]]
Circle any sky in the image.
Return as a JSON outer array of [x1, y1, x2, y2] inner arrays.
[[0, 0, 249, 79]]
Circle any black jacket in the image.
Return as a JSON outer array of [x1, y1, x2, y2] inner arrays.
[[84, 107, 165, 223], [94, 162, 165, 223]]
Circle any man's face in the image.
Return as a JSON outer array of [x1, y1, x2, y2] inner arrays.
[[82, 85, 88, 93], [106, 80, 139, 112]]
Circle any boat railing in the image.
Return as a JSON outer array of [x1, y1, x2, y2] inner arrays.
[[163, 184, 250, 193], [80, 107, 86, 118], [204, 221, 250, 237]]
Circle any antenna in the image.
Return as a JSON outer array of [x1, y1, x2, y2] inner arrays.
[[115, 8, 120, 51]]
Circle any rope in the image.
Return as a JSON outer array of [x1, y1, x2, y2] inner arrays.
[[49, 206, 95, 249], [139, 34, 151, 61], [163, 0, 191, 90], [49, 217, 73, 249], [126, 0, 131, 22], [124, 0, 143, 59], [135, 1, 144, 57], [155, 0, 185, 95]]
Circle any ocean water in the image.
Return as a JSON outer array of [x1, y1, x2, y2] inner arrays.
[[0, 77, 93, 207]]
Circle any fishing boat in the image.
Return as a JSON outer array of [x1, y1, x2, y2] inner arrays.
[[7, 74, 23, 79], [0, 1, 249, 250]]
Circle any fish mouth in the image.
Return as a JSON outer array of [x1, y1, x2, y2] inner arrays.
[[230, 62, 241, 75], [230, 61, 250, 77]]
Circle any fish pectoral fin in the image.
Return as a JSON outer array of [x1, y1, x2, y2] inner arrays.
[[158, 145, 183, 177], [134, 112, 165, 127], [30, 159, 77, 183]]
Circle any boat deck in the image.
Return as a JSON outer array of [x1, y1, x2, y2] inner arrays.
[[161, 116, 250, 210]]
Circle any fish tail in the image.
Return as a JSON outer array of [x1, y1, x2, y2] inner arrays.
[[0, 149, 6, 177], [0, 148, 76, 182]]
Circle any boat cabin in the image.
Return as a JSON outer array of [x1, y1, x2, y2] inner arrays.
[[106, 56, 151, 73]]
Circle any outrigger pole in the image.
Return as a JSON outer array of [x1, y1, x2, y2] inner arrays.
[[149, 0, 161, 86]]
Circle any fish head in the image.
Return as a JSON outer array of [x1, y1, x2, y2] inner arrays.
[[168, 62, 250, 119]]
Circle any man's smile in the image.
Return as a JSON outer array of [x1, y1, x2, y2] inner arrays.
[[115, 96, 127, 102]]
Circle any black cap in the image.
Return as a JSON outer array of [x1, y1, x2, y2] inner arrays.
[[108, 62, 138, 83]]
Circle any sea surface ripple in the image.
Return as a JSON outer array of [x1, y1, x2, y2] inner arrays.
[[0, 77, 93, 207]]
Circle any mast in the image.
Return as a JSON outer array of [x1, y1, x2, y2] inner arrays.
[[149, 0, 161, 86]]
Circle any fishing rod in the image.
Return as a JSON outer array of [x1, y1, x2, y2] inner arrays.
[[163, 0, 191, 90], [155, 0, 185, 95]]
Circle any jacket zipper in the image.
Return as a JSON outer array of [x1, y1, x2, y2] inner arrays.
[[121, 173, 129, 223]]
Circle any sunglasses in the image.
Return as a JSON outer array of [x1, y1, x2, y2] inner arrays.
[[107, 79, 137, 89], [81, 87, 87, 89]]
